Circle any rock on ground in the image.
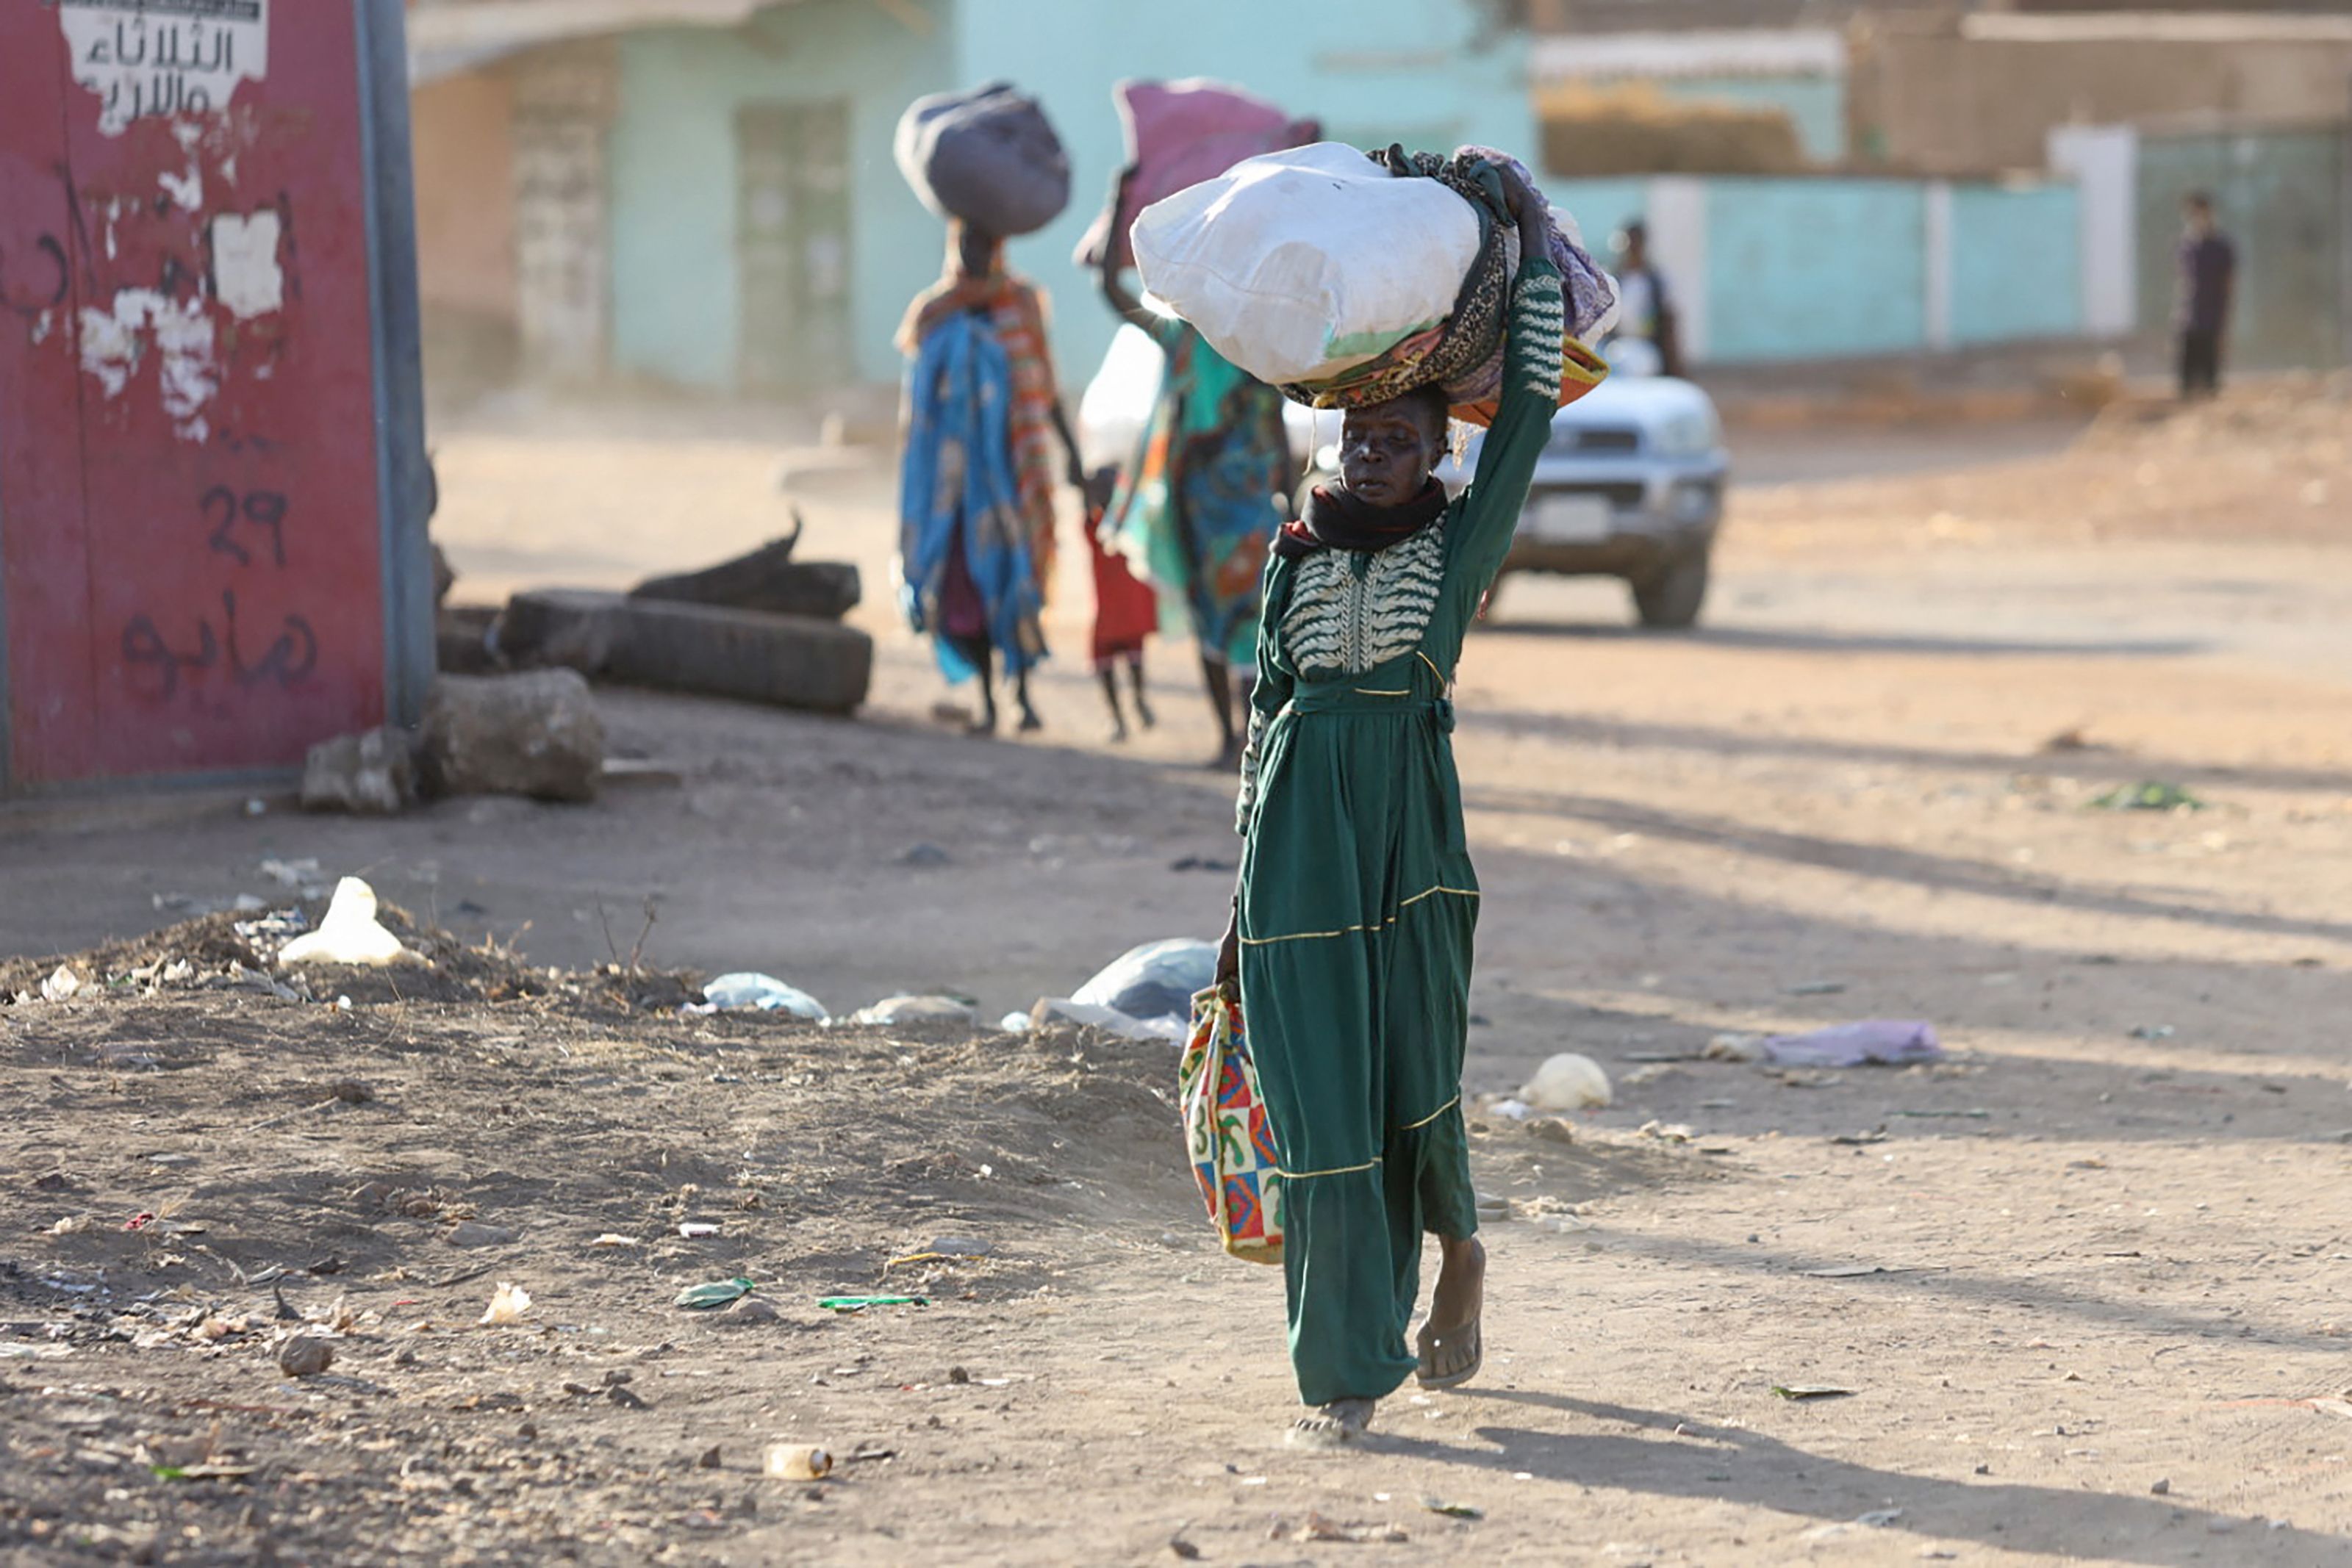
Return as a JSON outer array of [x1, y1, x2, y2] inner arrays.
[[300, 726, 418, 816], [419, 669, 603, 804]]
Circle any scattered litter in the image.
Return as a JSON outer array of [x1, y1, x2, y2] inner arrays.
[[1856, 1508, 1904, 1528], [478, 1282, 532, 1325], [259, 857, 324, 890], [276, 878, 422, 967], [589, 1233, 639, 1249], [1753, 1021, 1943, 1068], [38, 965, 81, 1002], [900, 842, 953, 868], [276, 1337, 335, 1378], [0, 1344, 74, 1359], [1071, 938, 1217, 1024], [999, 1010, 1033, 1033], [1421, 1498, 1484, 1520], [1829, 1130, 1888, 1146], [1785, 979, 1848, 996], [675, 1278, 757, 1311], [1803, 1265, 1916, 1279], [2090, 780, 2203, 812], [700, 973, 828, 1021], [1028, 997, 1186, 1042], [1294, 1514, 1407, 1544], [764, 1443, 832, 1481], [818, 1295, 926, 1313], [678, 1222, 721, 1239], [1705, 1034, 1768, 1062], [2129, 1024, 2176, 1041], [850, 995, 978, 1026], [1521, 1052, 1612, 1111], [48, 1215, 91, 1235], [1891, 1109, 1990, 1120], [445, 1222, 517, 1248], [1488, 1097, 1535, 1121], [153, 1463, 254, 1484], [1771, 1384, 1855, 1400]]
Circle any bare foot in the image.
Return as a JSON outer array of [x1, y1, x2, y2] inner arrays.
[[1286, 1397, 1376, 1449], [1416, 1235, 1485, 1389]]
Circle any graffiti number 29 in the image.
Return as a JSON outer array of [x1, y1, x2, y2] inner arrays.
[[202, 485, 290, 569]]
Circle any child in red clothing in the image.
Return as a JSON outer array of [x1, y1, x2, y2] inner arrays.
[[1085, 466, 1158, 741]]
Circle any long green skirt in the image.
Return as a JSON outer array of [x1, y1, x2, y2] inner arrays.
[[1237, 650, 1480, 1407]]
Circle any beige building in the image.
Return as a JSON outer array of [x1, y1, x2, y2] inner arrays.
[[1851, 11, 2352, 173]]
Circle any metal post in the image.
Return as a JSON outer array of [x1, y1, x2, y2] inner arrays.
[[355, 0, 435, 729]]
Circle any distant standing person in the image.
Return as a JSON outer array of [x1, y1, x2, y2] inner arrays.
[[1098, 251, 1288, 769], [897, 222, 1089, 735], [1611, 219, 1683, 379], [2176, 192, 2236, 400]]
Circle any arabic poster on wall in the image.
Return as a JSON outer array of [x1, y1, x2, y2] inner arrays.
[[61, 0, 270, 136]]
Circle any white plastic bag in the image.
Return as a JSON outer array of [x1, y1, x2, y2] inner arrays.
[[276, 878, 420, 967], [1071, 938, 1216, 1024], [701, 972, 828, 1021], [1131, 143, 1482, 386]]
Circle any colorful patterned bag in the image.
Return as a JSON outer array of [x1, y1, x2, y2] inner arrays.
[[1179, 988, 1286, 1265]]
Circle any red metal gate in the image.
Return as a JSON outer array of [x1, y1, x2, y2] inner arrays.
[[0, 0, 429, 794]]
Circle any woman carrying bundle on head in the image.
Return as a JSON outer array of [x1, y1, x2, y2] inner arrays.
[[1205, 162, 1573, 1447], [894, 84, 1087, 736], [1095, 253, 1289, 769]]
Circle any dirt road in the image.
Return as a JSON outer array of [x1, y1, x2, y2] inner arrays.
[[4, 382, 2350, 1564]]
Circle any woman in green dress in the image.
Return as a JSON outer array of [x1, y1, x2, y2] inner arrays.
[[1213, 165, 1568, 1447]]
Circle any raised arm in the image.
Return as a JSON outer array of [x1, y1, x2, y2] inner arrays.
[[1448, 168, 1567, 593]]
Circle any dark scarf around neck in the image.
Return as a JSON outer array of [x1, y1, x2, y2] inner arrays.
[[1276, 478, 1449, 560]]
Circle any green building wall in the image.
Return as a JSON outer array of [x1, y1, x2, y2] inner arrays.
[[608, 0, 957, 389]]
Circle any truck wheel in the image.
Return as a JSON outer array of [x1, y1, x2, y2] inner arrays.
[[1632, 550, 1710, 630]]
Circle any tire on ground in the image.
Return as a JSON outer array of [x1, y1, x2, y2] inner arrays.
[[500, 589, 630, 674], [606, 600, 872, 716]]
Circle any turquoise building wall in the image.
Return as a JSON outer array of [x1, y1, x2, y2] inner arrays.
[[609, 0, 956, 388], [1948, 184, 2079, 346], [606, 0, 1532, 393], [1546, 178, 1649, 259], [1704, 179, 1926, 362], [598, 6, 2091, 391], [954, 0, 1538, 393]]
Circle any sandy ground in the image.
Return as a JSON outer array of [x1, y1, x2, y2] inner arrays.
[[4, 378, 2351, 1565]]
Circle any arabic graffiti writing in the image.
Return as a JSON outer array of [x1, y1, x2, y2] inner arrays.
[[120, 485, 315, 705], [60, 0, 270, 137], [121, 588, 318, 702]]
